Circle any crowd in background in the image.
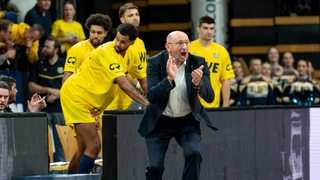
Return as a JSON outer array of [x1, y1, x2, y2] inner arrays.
[[0, 0, 318, 110], [230, 47, 319, 107]]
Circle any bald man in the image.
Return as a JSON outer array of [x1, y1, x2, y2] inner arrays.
[[139, 31, 217, 180]]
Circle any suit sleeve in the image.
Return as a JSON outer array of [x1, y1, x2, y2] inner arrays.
[[146, 56, 175, 104], [198, 60, 214, 103]]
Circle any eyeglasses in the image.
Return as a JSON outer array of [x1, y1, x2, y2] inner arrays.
[[167, 41, 190, 47]]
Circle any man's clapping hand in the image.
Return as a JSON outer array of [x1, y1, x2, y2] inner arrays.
[[191, 65, 204, 87], [166, 56, 177, 82]]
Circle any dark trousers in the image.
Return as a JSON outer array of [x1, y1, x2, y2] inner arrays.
[[145, 113, 202, 180]]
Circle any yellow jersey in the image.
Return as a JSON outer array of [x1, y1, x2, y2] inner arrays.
[[190, 39, 235, 108], [134, 37, 147, 65], [64, 40, 95, 73], [60, 44, 126, 125], [10, 22, 39, 64], [106, 40, 147, 110], [51, 19, 86, 51]]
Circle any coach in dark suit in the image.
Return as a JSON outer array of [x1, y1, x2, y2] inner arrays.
[[138, 31, 217, 180]]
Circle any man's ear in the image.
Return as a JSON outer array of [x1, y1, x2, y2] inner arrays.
[[120, 17, 125, 24], [165, 43, 169, 52], [196, 27, 200, 34]]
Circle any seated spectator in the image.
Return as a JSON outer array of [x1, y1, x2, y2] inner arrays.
[[282, 51, 298, 76], [242, 58, 271, 85], [51, 1, 85, 54], [307, 60, 318, 84], [0, 75, 46, 112], [24, 0, 52, 49], [308, 61, 320, 94], [262, 61, 280, 86], [239, 58, 275, 106], [279, 51, 297, 88], [267, 47, 283, 80], [261, 61, 283, 104], [233, 57, 250, 82], [282, 59, 319, 105], [0, 75, 16, 112], [0, 19, 15, 70], [229, 57, 249, 106], [0, 80, 10, 112], [28, 36, 65, 162], [10, 22, 44, 71]]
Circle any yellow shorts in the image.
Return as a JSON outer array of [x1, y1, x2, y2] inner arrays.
[[61, 86, 97, 136]]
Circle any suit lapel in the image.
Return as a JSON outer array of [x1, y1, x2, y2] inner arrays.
[[161, 51, 169, 79], [185, 56, 193, 97]]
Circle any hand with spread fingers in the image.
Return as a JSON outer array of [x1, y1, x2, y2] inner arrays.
[[166, 57, 177, 82]]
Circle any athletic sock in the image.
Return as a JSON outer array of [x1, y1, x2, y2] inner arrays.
[[78, 154, 95, 173]]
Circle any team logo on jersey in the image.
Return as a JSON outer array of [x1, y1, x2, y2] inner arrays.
[[109, 63, 121, 71], [226, 64, 232, 71], [57, 67, 64, 74], [139, 52, 147, 62], [213, 53, 219, 59], [67, 56, 76, 65]]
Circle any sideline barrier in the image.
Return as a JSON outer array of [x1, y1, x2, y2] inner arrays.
[[102, 106, 320, 180], [0, 113, 48, 179], [12, 174, 101, 180]]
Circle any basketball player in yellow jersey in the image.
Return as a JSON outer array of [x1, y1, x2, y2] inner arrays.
[[60, 23, 148, 174], [119, 3, 147, 65], [190, 16, 235, 108], [62, 13, 112, 84], [110, 2, 147, 110], [106, 41, 146, 110]]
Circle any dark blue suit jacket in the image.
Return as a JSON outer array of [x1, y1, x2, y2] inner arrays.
[[138, 50, 217, 137]]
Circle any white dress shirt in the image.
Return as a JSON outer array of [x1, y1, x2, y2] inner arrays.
[[162, 62, 191, 117]]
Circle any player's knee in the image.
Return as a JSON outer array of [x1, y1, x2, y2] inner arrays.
[[87, 141, 101, 156]]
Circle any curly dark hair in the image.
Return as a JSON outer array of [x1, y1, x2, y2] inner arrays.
[[85, 13, 112, 32]]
